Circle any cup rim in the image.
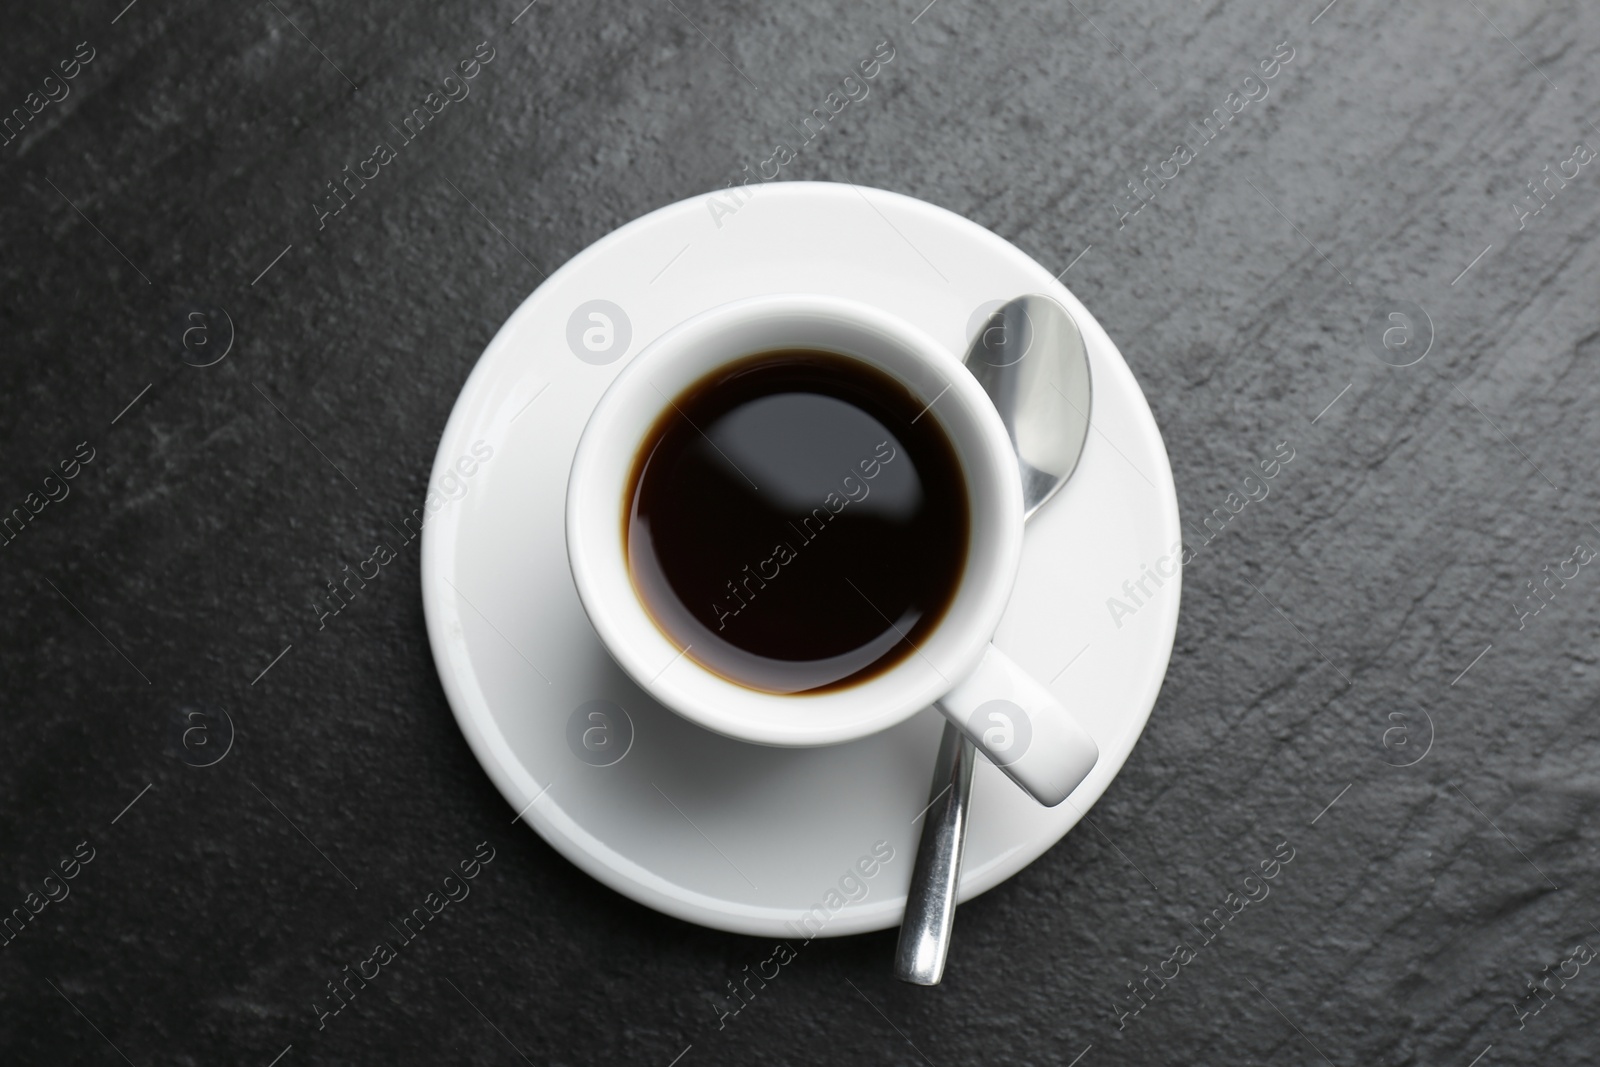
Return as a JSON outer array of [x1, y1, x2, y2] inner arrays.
[[566, 293, 1023, 747]]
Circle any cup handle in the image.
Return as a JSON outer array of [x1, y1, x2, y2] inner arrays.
[[933, 644, 1099, 807]]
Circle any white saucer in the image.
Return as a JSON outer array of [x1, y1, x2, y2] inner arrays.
[[421, 182, 1181, 937]]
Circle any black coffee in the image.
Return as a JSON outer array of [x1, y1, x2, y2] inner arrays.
[[625, 350, 969, 694]]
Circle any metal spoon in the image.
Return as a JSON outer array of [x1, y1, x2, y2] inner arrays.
[[894, 293, 1093, 985]]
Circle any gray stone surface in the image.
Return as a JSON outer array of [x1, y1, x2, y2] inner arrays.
[[3, 0, 1599, 1064]]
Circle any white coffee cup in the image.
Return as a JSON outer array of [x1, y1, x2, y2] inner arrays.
[[566, 294, 1098, 806]]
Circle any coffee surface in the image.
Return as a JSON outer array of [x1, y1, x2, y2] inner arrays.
[[625, 350, 969, 694]]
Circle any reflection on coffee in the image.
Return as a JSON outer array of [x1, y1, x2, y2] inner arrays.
[[624, 350, 969, 694]]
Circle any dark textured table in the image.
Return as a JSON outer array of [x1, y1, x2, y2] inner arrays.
[[5, 0, 1600, 1064]]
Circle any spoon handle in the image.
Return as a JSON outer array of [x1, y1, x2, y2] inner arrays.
[[894, 721, 976, 984]]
